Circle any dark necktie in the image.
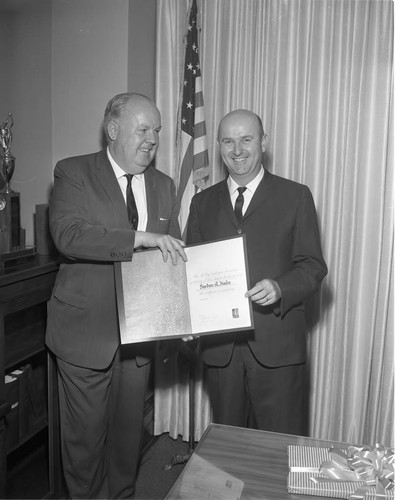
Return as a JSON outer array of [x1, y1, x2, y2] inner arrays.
[[234, 187, 247, 223], [125, 174, 139, 230]]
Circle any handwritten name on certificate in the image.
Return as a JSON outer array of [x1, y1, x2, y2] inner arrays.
[[115, 235, 254, 344]]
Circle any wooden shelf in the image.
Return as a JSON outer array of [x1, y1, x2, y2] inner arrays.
[[0, 255, 61, 498], [6, 416, 48, 455], [5, 321, 46, 370], [6, 428, 50, 499]]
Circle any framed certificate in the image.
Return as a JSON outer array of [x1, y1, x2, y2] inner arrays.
[[115, 235, 254, 344]]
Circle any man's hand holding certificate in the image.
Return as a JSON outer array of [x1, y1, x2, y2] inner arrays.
[[115, 235, 254, 344]]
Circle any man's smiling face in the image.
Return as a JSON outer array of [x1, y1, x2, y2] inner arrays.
[[108, 99, 162, 175], [218, 110, 266, 185]]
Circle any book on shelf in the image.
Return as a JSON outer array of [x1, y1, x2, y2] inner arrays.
[[4, 374, 19, 452]]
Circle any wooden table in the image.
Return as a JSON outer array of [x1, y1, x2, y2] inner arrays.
[[164, 423, 349, 500]]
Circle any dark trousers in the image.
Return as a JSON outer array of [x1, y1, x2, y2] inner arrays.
[[56, 348, 150, 499], [206, 341, 307, 435]]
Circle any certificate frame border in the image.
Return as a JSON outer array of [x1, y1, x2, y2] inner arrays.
[[115, 234, 255, 344]]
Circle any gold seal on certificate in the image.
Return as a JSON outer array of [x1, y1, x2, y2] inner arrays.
[[115, 235, 254, 344]]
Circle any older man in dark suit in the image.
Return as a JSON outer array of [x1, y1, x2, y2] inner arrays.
[[46, 93, 186, 499], [187, 109, 327, 435]]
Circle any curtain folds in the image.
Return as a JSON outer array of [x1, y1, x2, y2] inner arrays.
[[154, 0, 394, 446]]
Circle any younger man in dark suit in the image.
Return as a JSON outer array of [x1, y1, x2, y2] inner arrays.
[[46, 93, 187, 499], [187, 109, 327, 435]]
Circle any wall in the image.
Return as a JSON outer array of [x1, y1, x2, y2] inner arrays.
[[52, 0, 129, 164], [0, 0, 52, 247], [128, 0, 156, 99], [0, 9, 13, 112], [0, 0, 156, 247]]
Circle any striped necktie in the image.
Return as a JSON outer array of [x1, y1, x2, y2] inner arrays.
[[234, 186, 247, 223], [125, 174, 139, 230]]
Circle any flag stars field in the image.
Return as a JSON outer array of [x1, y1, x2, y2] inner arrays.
[[175, 0, 210, 237]]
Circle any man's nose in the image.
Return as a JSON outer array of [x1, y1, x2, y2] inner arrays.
[[146, 130, 157, 143], [232, 141, 242, 154]]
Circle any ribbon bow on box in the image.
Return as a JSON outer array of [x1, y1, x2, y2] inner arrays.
[[311, 444, 394, 499]]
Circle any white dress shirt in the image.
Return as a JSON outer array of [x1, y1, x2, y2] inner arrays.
[[227, 166, 265, 216], [107, 148, 148, 231]]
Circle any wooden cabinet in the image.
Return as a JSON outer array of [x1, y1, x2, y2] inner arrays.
[[0, 255, 62, 499], [0, 254, 155, 498]]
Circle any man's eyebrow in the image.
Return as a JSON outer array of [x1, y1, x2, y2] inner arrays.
[[220, 134, 253, 141], [137, 123, 162, 130]]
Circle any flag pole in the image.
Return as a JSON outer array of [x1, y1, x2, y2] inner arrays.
[[164, 0, 208, 468]]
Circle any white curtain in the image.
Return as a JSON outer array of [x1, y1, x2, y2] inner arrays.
[[154, 0, 394, 446]]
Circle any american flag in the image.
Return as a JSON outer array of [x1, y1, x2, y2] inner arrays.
[[176, 0, 209, 238]]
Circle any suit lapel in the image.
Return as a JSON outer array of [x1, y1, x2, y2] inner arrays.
[[94, 150, 129, 226], [144, 167, 159, 232], [218, 179, 239, 226], [242, 169, 274, 221], [94, 155, 160, 231]]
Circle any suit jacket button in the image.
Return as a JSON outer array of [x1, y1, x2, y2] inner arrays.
[[237, 228, 242, 234]]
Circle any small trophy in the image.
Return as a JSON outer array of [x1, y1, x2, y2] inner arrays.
[[0, 113, 15, 193], [0, 113, 24, 255]]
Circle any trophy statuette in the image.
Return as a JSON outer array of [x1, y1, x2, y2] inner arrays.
[[0, 113, 15, 193], [0, 113, 24, 255]]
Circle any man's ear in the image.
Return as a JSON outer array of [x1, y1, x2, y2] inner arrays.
[[107, 120, 118, 141], [261, 133, 267, 153]]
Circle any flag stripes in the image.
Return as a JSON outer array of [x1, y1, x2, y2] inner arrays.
[[176, 0, 209, 237]]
